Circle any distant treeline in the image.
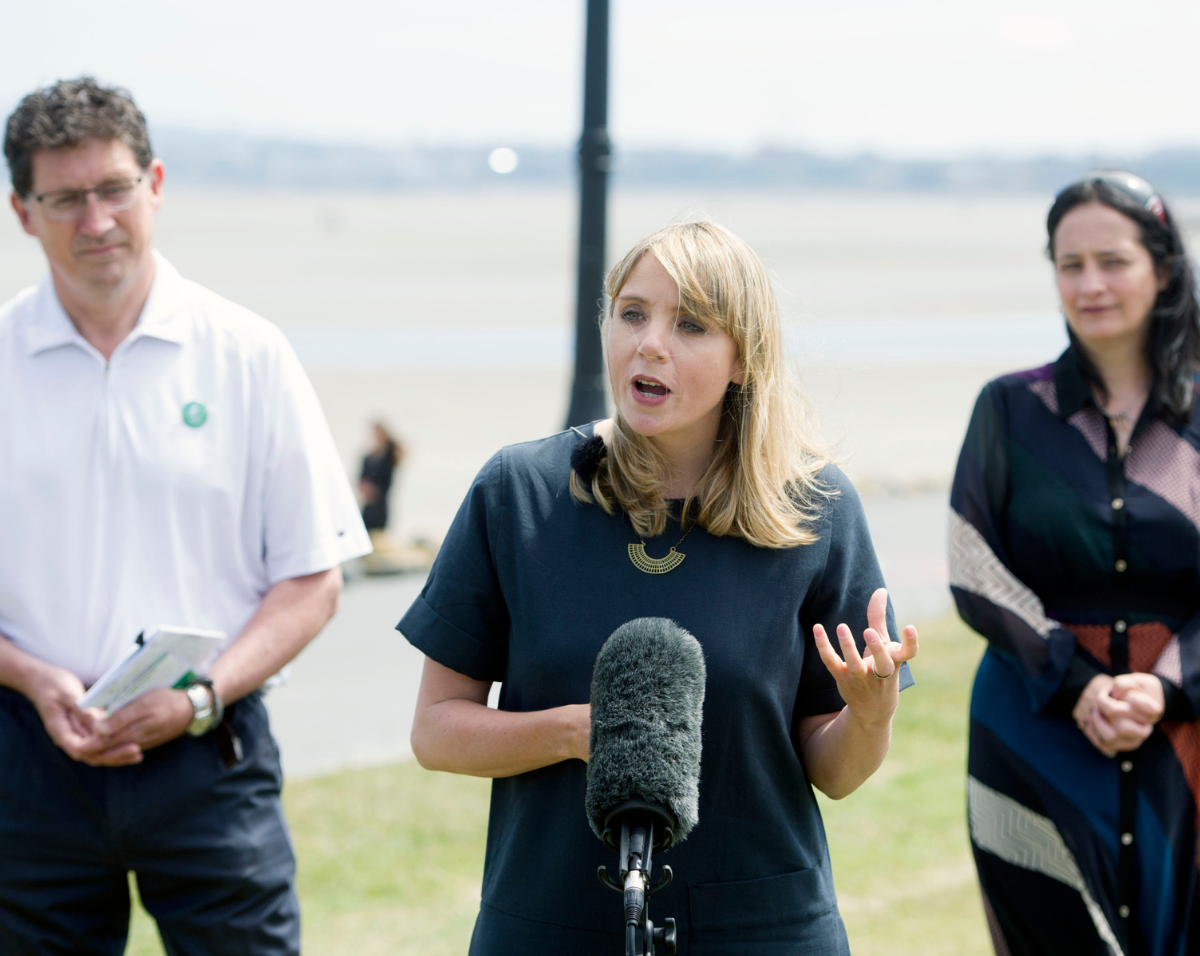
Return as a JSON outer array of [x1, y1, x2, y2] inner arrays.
[[154, 129, 1200, 195]]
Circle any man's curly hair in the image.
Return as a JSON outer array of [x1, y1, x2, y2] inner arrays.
[[4, 76, 153, 197]]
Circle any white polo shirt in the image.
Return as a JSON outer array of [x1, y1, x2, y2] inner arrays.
[[0, 254, 371, 685]]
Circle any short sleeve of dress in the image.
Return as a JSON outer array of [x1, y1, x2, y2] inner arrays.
[[396, 451, 511, 682], [797, 466, 913, 717]]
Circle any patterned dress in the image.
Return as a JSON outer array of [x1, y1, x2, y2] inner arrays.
[[950, 347, 1200, 956]]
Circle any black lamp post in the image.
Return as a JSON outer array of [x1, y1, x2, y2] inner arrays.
[[564, 0, 611, 428]]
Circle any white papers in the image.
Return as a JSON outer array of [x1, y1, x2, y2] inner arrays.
[[78, 626, 226, 714]]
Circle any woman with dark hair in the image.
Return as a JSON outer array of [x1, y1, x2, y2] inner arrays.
[[359, 421, 403, 534], [950, 171, 1200, 955]]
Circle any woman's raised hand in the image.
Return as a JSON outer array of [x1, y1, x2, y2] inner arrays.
[[812, 588, 919, 723]]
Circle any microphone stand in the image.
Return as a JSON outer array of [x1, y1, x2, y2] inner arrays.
[[597, 799, 678, 955]]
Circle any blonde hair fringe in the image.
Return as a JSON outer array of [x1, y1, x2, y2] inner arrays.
[[569, 220, 833, 549]]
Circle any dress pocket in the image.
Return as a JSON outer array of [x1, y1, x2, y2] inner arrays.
[[688, 865, 848, 956]]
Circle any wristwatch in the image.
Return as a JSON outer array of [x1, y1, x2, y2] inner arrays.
[[185, 679, 224, 737]]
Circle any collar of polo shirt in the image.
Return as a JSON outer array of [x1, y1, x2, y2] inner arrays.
[[23, 251, 191, 360]]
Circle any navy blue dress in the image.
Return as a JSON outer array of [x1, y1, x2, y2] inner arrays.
[[398, 426, 911, 955]]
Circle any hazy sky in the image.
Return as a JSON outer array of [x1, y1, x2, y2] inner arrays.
[[4, 0, 1199, 157]]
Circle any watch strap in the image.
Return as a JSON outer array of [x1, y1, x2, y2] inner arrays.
[[193, 678, 225, 724], [185, 679, 224, 736]]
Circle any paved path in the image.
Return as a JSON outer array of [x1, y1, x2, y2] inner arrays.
[[266, 491, 953, 778], [266, 573, 428, 778]]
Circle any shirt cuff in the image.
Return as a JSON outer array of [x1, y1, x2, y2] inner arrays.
[[1160, 676, 1195, 722], [397, 595, 507, 683], [267, 535, 372, 586], [1045, 653, 1104, 718]]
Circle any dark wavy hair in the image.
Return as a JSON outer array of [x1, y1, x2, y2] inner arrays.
[[4, 76, 153, 198], [1046, 172, 1200, 425]]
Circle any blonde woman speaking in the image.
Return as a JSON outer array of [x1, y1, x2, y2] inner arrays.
[[400, 221, 918, 955]]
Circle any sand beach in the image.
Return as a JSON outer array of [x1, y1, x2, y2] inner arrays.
[[6, 184, 1192, 774]]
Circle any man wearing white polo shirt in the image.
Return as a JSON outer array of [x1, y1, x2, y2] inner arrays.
[[0, 78, 371, 955]]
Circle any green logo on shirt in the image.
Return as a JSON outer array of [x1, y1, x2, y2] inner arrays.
[[182, 402, 208, 428]]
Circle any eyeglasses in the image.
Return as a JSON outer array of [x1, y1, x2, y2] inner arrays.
[[31, 176, 144, 222], [1074, 169, 1167, 224]]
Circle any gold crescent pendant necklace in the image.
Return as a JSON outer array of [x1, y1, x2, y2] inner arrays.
[[628, 521, 694, 574]]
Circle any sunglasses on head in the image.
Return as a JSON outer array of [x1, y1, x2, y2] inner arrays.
[[1067, 169, 1167, 224]]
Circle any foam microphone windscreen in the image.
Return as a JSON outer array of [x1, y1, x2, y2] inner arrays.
[[586, 618, 706, 846]]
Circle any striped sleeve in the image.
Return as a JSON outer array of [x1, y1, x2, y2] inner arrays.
[[949, 384, 1094, 713]]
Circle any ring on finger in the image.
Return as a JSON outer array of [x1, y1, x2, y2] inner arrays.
[[873, 667, 894, 680]]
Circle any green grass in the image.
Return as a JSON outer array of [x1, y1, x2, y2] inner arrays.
[[817, 614, 989, 954], [127, 765, 490, 956], [128, 615, 988, 955]]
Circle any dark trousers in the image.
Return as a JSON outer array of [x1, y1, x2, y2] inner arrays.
[[0, 686, 300, 956]]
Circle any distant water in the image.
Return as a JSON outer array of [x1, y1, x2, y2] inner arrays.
[[283, 312, 1068, 369]]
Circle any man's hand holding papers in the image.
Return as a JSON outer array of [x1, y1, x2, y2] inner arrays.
[[20, 663, 143, 765], [24, 626, 229, 766]]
